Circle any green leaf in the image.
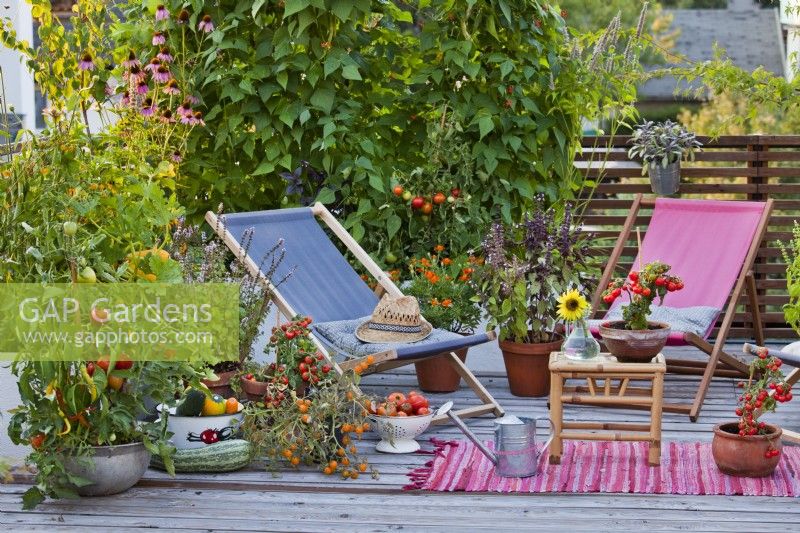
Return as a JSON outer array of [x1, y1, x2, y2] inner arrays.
[[251, 0, 267, 17], [478, 116, 494, 139], [310, 88, 335, 114], [387, 214, 401, 239], [276, 71, 288, 90], [500, 60, 513, 79], [284, 0, 309, 17], [331, 0, 352, 21], [22, 487, 45, 510], [342, 65, 362, 80], [368, 174, 384, 192], [316, 187, 336, 204]]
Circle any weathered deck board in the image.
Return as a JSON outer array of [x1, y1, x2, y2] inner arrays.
[[2, 343, 799, 530]]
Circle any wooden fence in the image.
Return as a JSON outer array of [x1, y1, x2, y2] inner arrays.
[[579, 135, 800, 340]]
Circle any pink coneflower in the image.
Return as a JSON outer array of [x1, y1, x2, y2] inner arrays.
[[157, 47, 173, 63], [163, 79, 180, 95], [198, 14, 214, 33], [160, 109, 175, 124], [177, 101, 193, 117], [186, 94, 200, 105], [192, 110, 205, 126], [155, 4, 169, 21], [122, 50, 140, 69], [78, 53, 95, 71], [171, 150, 183, 163], [105, 83, 114, 96], [127, 65, 146, 83], [180, 113, 192, 125], [153, 65, 172, 83], [144, 57, 161, 72], [136, 80, 149, 95], [141, 98, 156, 117], [177, 9, 190, 24], [152, 31, 166, 46], [121, 91, 131, 106]]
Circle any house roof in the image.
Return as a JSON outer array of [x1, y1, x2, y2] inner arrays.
[[639, 1, 785, 101]]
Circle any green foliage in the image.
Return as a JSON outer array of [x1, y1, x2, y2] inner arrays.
[[781, 223, 800, 334], [404, 252, 483, 334], [117, 0, 643, 263], [627, 119, 701, 172]]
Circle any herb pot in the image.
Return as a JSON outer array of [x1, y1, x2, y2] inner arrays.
[[201, 368, 238, 398], [64, 442, 151, 496], [648, 160, 680, 196], [712, 422, 783, 477], [599, 321, 670, 363], [499, 336, 563, 397], [414, 340, 469, 393]]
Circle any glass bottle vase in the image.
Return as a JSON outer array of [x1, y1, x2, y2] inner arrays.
[[562, 321, 601, 360]]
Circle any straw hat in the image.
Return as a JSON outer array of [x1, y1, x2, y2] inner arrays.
[[355, 295, 432, 343]]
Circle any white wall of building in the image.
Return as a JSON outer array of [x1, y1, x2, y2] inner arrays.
[[782, 0, 800, 81], [1, 1, 36, 131]]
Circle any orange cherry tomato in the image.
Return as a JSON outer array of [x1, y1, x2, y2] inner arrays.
[[225, 397, 239, 414]]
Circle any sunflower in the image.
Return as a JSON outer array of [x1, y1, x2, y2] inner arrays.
[[556, 289, 588, 322]]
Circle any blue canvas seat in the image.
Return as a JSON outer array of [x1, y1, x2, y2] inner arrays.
[[208, 204, 504, 423]]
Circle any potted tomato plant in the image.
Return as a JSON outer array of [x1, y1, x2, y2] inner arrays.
[[405, 250, 483, 392], [473, 197, 594, 397], [712, 346, 793, 477], [598, 260, 684, 362]]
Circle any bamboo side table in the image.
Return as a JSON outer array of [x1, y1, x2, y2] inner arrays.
[[548, 352, 666, 466]]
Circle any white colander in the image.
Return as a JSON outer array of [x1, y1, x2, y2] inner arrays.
[[369, 411, 435, 453]]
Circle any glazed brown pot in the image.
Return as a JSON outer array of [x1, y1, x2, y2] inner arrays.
[[201, 369, 238, 398], [712, 422, 783, 477], [240, 376, 269, 402], [414, 348, 468, 393], [499, 336, 563, 397], [598, 321, 670, 363]]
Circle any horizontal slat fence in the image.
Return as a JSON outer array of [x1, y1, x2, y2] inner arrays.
[[579, 135, 800, 340]]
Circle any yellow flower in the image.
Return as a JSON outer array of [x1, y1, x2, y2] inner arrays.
[[556, 289, 588, 322]]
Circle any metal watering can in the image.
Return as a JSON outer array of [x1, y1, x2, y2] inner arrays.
[[440, 401, 554, 478]]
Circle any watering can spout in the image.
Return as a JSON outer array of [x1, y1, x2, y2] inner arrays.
[[437, 401, 499, 465]]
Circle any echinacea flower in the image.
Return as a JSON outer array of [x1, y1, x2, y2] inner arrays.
[[192, 110, 205, 126], [144, 58, 161, 72], [152, 31, 166, 46], [136, 80, 149, 95], [153, 65, 172, 83], [198, 14, 214, 33], [177, 9, 190, 24], [78, 53, 95, 71], [171, 150, 182, 163], [120, 91, 131, 106], [160, 109, 175, 123], [163, 79, 180, 95], [122, 50, 140, 69], [156, 47, 173, 63], [186, 94, 200, 105], [177, 101, 193, 117], [126, 65, 146, 82], [155, 4, 169, 21], [556, 289, 588, 322], [141, 98, 156, 117]]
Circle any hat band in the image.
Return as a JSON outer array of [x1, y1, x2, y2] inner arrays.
[[368, 322, 422, 334]]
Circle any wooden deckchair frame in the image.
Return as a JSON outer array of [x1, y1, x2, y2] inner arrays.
[[206, 203, 505, 425], [590, 194, 774, 422]]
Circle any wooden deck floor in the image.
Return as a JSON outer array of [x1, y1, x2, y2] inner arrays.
[[2, 345, 799, 531]]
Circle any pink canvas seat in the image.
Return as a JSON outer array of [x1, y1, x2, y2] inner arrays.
[[590, 195, 773, 421]]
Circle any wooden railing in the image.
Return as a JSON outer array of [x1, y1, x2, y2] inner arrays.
[[579, 135, 800, 340]]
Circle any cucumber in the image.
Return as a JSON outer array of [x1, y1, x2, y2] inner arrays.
[[175, 388, 206, 417], [150, 439, 252, 472]]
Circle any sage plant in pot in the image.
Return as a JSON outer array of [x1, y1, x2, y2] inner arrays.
[[628, 120, 701, 195], [712, 346, 792, 477], [473, 197, 594, 397], [599, 261, 684, 362]]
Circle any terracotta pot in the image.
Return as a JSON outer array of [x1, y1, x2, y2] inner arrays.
[[499, 336, 563, 397], [240, 376, 269, 402], [414, 347, 468, 393], [201, 369, 238, 398], [712, 422, 783, 477], [598, 321, 670, 363]]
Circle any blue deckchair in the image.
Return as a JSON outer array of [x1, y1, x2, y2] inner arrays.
[[206, 203, 505, 424]]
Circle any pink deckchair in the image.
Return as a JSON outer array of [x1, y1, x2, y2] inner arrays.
[[590, 194, 774, 421]]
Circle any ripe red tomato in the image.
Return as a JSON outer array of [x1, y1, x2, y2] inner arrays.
[[411, 196, 425, 210], [409, 394, 429, 412], [86, 362, 95, 377], [393, 185, 404, 196], [30, 433, 45, 450], [432, 192, 446, 205], [115, 355, 133, 370], [396, 411, 408, 417], [387, 392, 406, 404], [450, 188, 461, 198], [421, 202, 433, 215], [407, 390, 420, 397], [399, 401, 414, 415], [416, 407, 431, 416]]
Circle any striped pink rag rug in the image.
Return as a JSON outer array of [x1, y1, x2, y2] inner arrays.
[[405, 438, 800, 496]]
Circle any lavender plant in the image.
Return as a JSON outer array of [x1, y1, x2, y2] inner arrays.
[[473, 196, 595, 344], [170, 210, 292, 368]]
